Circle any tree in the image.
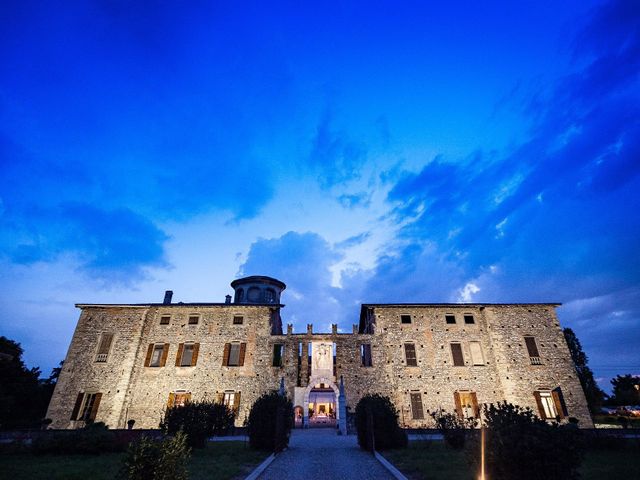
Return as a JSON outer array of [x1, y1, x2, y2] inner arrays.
[[563, 328, 606, 414], [247, 391, 293, 452], [0, 336, 58, 429], [609, 374, 640, 406], [354, 394, 407, 451]]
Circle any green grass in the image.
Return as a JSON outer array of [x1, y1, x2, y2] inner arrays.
[[383, 441, 640, 480], [0, 441, 267, 480]]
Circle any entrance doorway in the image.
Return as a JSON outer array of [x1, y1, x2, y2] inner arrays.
[[308, 383, 336, 427]]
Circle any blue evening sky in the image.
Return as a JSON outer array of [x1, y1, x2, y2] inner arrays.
[[1, 1, 638, 391]]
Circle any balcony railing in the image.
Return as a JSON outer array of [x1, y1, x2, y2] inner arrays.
[[529, 356, 542, 365], [96, 353, 108, 363]]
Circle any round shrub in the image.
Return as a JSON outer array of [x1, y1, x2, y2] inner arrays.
[[247, 391, 293, 452], [355, 394, 408, 451]]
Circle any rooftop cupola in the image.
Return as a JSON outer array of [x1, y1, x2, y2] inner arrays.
[[230, 275, 286, 304]]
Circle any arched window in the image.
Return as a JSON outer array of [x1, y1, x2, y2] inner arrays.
[[265, 288, 276, 303], [235, 288, 244, 303], [247, 287, 261, 302]]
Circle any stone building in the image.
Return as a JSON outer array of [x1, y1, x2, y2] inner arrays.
[[46, 275, 593, 430]]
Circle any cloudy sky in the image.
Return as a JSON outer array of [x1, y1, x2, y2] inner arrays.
[[1, 0, 638, 391]]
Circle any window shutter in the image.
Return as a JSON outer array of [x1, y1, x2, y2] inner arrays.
[[98, 333, 114, 354], [410, 393, 424, 419], [185, 393, 192, 404], [239, 343, 246, 366], [167, 392, 175, 408], [451, 343, 464, 366], [89, 393, 102, 421], [533, 391, 546, 418], [71, 392, 84, 420], [233, 392, 241, 414], [144, 344, 154, 367], [525, 337, 540, 357], [160, 343, 170, 367], [191, 343, 200, 366], [405, 343, 417, 366], [175, 343, 184, 367], [470, 392, 480, 418], [453, 391, 462, 419], [222, 343, 230, 366], [552, 388, 568, 418], [216, 393, 224, 404]]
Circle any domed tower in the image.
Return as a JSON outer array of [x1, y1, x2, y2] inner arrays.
[[230, 275, 286, 305]]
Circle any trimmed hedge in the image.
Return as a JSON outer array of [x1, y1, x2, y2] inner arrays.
[[355, 394, 407, 451], [247, 391, 293, 452], [160, 401, 235, 448]]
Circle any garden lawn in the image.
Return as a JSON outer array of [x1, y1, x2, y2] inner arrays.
[[383, 441, 640, 480], [0, 441, 267, 480]]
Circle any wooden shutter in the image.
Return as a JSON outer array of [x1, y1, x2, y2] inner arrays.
[[533, 391, 546, 418], [144, 344, 154, 367], [410, 393, 424, 419], [191, 343, 200, 366], [175, 343, 184, 366], [70, 392, 84, 420], [451, 343, 464, 366], [233, 392, 241, 414], [470, 392, 480, 418], [185, 393, 192, 404], [222, 343, 231, 366], [216, 392, 224, 404], [160, 343, 170, 367], [89, 393, 102, 421], [167, 392, 175, 408], [98, 333, 114, 354], [525, 337, 540, 357], [552, 388, 568, 418], [405, 343, 417, 366], [239, 343, 246, 366], [453, 391, 462, 419]]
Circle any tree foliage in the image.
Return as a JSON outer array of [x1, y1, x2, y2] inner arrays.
[[120, 431, 190, 480], [247, 391, 293, 452], [0, 336, 60, 430], [355, 394, 408, 451], [563, 328, 606, 413], [160, 401, 235, 448], [468, 402, 584, 480], [430, 409, 477, 449], [609, 374, 640, 406]]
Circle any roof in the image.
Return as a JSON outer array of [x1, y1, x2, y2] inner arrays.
[[76, 303, 285, 309], [230, 275, 286, 290]]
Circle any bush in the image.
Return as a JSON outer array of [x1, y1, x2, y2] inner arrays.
[[120, 431, 190, 480], [355, 394, 408, 451], [247, 391, 293, 452], [160, 401, 235, 448], [31, 422, 118, 455], [430, 409, 477, 449], [468, 402, 584, 480]]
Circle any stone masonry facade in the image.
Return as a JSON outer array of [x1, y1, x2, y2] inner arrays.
[[46, 276, 593, 429]]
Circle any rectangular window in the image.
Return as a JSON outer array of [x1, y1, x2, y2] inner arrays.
[[400, 314, 412, 324], [464, 314, 475, 324], [455, 391, 479, 419], [410, 392, 424, 420], [536, 391, 558, 419], [469, 341, 484, 365], [176, 343, 199, 367], [223, 342, 246, 367], [188, 315, 199, 325], [361, 344, 373, 367], [445, 314, 456, 324], [273, 344, 284, 367], [450, 343, 465, 366], [222, 391, 241, 414], [404, 343, 418, 367], [146, 343, 168, 367], [525, 336, 542, 364], [233, 315, 244, 325], [167, 391, 191, 408], [95, 333, 113, 363], [160, 315, 171, 325], [71, 392, 102, 422]]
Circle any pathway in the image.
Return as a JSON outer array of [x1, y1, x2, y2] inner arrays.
[[258, 429, 393, 480]]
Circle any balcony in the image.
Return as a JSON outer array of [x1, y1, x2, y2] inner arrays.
[[529, 356, 542, 365], [96, 353, 108, 363]]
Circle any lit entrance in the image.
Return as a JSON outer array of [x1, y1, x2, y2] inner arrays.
[[307, 383, 336, 427]]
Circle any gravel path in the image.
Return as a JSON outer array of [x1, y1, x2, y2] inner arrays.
[[258, 429, 393, 480]]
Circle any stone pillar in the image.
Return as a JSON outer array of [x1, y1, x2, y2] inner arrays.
[[338, 375, 347, 435]]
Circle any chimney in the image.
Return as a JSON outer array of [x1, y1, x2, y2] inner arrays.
[[225, 295, 232, 304], [163, 290, 173, 305]]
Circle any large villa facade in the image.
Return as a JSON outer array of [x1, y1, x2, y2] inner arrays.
[[46, 275, 593, 430]]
